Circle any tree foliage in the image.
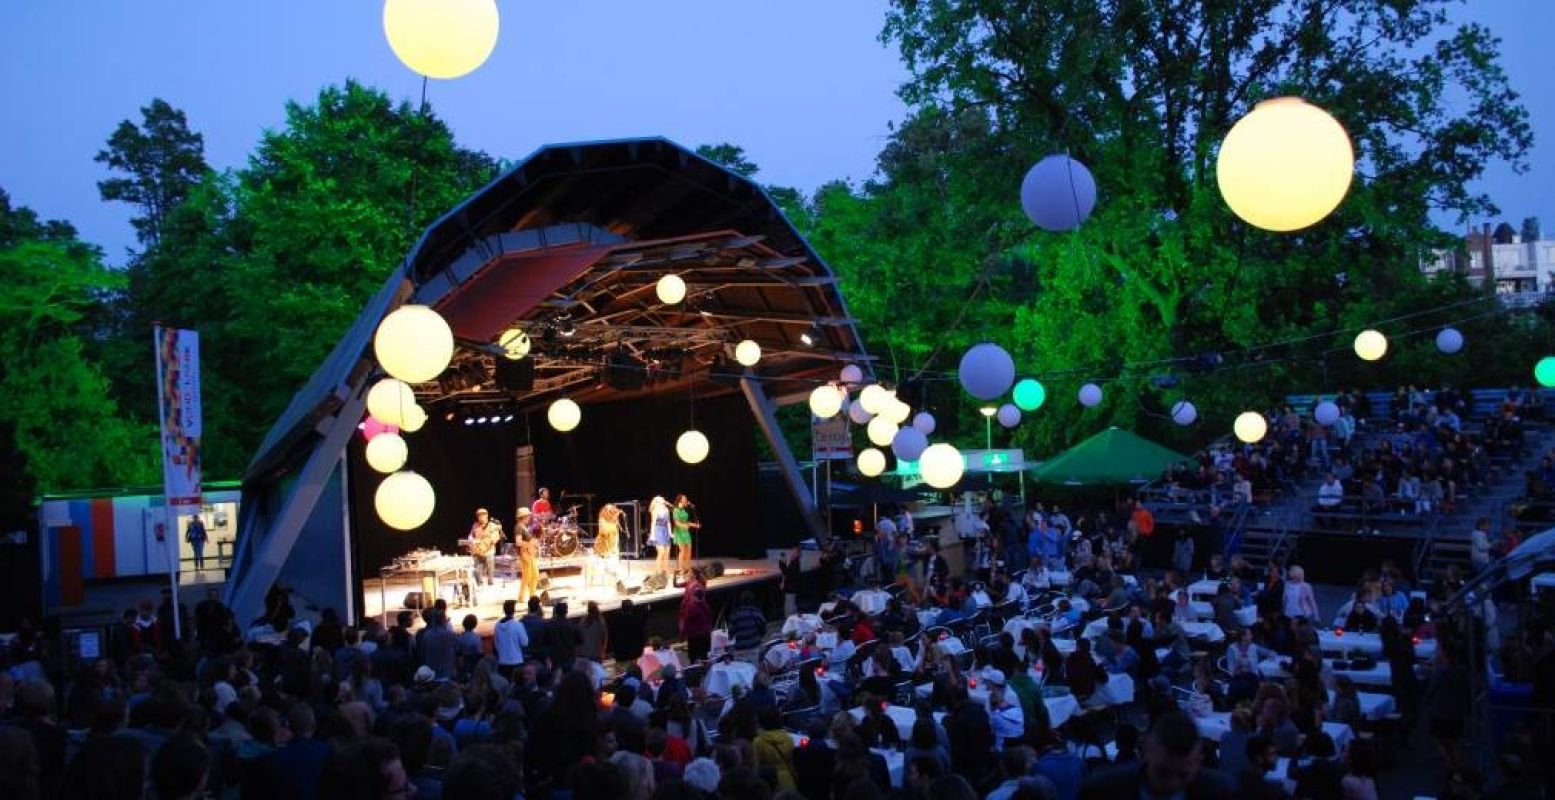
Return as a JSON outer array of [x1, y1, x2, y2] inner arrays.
[[779, 0, 1540, 455], [95, 98, 210, 250]]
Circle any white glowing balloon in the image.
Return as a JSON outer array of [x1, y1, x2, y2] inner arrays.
[[1314, 400, 1341, 426], [375, 471, 435, 530], [997, 403, 1021, 428], [849, 400, 875, 425], [400, 403, 427, 433], [374, 304, 454, 384], [734, 339, 761, 367], [867, 416, 899, 447], [656, 274, 687, 304], [883, 397, 912, 425], [958, 343, 1016, 400], [547, 398, 581, 432], [891, 426, 929, 461], [1170, 401, 1197, 426], [498, 327, 531, 360], [676, 430, 709, 464], [858, 384, 891, 415], [857, 448, 886, 477], [1078, 383, 1103, 408], [1020, 154, 1098, 232], [912, 411, 937, 435], [1217, 97, 1354, 232], [383, 0, 500, 80], [1436, 327, 1463, 355], [365, 432, 409, 473], [1234, 411, 1269, 443], [839, 364, 865, 385], [919, 443, 965, 489], [808, 385, 844, 419], [1353, 329, 1388, 361], [367, 378, 417, 427]]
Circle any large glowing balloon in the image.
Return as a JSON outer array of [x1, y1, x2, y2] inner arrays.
[[383, 0, 500, 80]]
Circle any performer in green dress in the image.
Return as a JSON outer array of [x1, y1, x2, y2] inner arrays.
[[672, 493, 699, 576]]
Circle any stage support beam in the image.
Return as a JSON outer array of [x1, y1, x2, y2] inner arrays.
[[741, 375, 827, 543], [225, 386, 367, 622]]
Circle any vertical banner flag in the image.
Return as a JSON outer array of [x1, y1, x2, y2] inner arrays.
[[811, 414, 853, 461], [154, 327, 203, 508]]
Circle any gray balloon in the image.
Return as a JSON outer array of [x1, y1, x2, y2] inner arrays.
[[1020, 154, 1097, 232]]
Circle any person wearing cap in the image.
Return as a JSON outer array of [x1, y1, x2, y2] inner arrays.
[[468, 507, 504, 588], [984, 668, 1024, 747]]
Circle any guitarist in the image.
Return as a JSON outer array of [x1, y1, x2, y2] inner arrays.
[[468, 507, 504, 587], [672, 494, 701, 577]]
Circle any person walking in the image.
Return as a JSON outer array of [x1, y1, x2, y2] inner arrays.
[[186, 515, 208, 572]]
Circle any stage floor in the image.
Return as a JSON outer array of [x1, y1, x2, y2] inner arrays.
[[363, 556, 780, 637]]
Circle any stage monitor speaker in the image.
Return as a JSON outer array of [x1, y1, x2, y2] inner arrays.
[[616, 580, 639, 596], [403, 591, 430, 610], [708, 561, 725, 578], [603, 351, 647, 390], [495, 358, 535, 392], [641, 572, 668, 592]]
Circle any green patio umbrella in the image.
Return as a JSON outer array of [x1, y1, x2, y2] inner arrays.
[[1028, 426, 1194, 486]]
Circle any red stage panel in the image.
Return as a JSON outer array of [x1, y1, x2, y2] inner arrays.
[[91, 498, 116, 578], [58, 525, 84, 606], [437, 245, 611, 342]]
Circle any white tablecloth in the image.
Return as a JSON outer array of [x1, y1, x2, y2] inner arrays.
[[704, 660, 756, 697], [852, 590, 891, 614], [936, 637, 968, 657], [848, 704, 946, 741], [1193, 711, 1354, 752], [783, 614, 825, 636], [1187, 579, 1222, 600], [791, 734, 904, 787], [764, 644, 799, 672], [1329, 689, 1396, 721], [1317, 630, 1437, 660], [916, 609, 942, 629], [1081, 618, 1223, 644], [817, 631, 839, 650], [890, 646, 916, 672], [638, 648, 684, 678], [1257, 657, 1396, 687], [912, 681, 1084, 727]]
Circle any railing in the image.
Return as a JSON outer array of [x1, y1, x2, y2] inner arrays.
[[1411, 513, 1446, 582], [1496, 290, 1553, 310]]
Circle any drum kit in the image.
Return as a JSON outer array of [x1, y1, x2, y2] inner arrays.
[[533, 506, 582, 558]]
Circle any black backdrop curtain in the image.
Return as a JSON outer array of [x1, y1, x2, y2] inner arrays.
[[529, 393, 761, 560], [349, 392, 762, 574]]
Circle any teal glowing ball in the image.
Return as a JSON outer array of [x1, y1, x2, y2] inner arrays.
[[1536, 356, 1555, 388], [1013, 379, 1046, 411]]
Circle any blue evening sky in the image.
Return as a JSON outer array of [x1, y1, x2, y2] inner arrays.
[[1, 1, 1549, 264]]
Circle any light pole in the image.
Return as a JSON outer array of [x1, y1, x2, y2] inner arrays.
[[979, 405, 997, 450]]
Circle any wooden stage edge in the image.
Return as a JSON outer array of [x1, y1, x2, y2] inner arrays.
[[362, 556, 782, 638]]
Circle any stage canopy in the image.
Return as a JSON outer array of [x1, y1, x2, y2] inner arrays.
[[225, 138, 872, 621], [1028, 427, 1193, 486]]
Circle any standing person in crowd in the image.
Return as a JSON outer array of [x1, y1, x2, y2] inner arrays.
[[1283, 565, 1319, 621], [779, 546, 802, 617], [579, 600, 609, 663], [543, 601, 581, 671], [493, 599, 528, 677], [607, 597, 647, 668], [1080, 711, 1233, 799], [680, 584, 714, 663], [1470, 517, 1493, 573], [728, 591, 767, 661]]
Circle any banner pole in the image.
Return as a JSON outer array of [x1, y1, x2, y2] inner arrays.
[[152, 325, 182, 640]]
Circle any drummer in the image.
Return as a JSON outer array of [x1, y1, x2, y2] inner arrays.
[[532, 487, 554, 517]]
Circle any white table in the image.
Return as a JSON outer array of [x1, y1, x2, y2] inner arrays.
[[1257, 657, 1397, 688], [1187, 579, 1222, 601], [791, 734, 905, 787], [704, 660, 756, 697], [1081, 618, 1223, 644], [764, 644, 799, 672], [936, 637, 968, 657], [916, 609, 943, 629], [1193, 711, 1354, 752], [817, 631, 839, 651], [848, 704, 946, 741], [890, 646, 917, 672], [912, 680, 1083, 727], [637, 648, 685, 678], [852, 590, 891, 614], [783, 614, 824, 636], [1317, 630, 1438, 660], [1330, 689, 1396, 721]]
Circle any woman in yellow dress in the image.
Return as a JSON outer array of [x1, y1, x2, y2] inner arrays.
[[593, 503, 622, 585]]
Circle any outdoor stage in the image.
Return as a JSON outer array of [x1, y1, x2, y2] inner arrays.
[[363, 556, 784, 640]]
